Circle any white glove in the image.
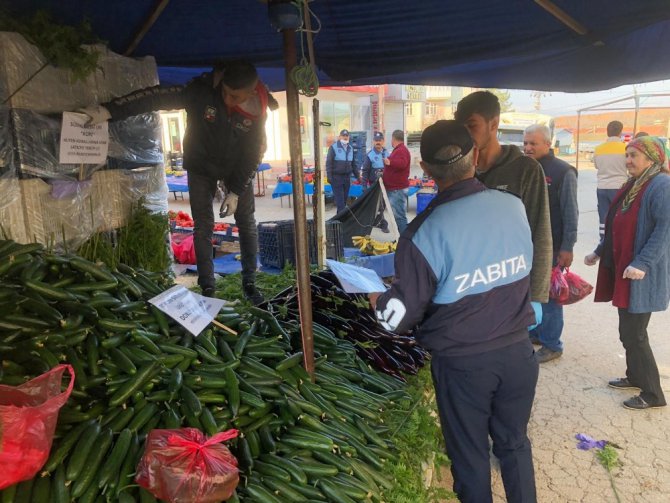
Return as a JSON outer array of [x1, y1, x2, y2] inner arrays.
[[219, 192, 239, 218], [623, 265, 645, 280], [76, 105, 111, 125], [584, 252, 599, 266]]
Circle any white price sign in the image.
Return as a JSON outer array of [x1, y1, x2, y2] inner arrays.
[[59, 112, 109, 164], [148, 285, 227, 336]]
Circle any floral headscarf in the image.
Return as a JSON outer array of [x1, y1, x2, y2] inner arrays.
[[621, 136, 667, 212]]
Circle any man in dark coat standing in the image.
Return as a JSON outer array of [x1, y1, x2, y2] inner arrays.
[[524, 124, 579, 363]]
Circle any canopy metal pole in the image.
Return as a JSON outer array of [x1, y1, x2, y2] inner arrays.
[[576, 111, 581, 170], [312, 99, 326, 267], [633, 94, 640, 135], [302, 1, 325, 268], [282, 28, 315, 378], [124, 0, 170, 56]]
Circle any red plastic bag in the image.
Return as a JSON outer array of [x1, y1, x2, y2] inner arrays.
[[0, 364, 74, 489], [561, 268, 594, 305], [549, 265, 569, 303], [136, 428, 239, 503], [172, 233, 196, 264]]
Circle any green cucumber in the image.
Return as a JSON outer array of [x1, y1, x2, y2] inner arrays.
[[25, 279, 77, 301], [200, 406, 219, 436], [244, 483, 283, 503], [108, 407, 136, 432], [225, 367, 240, 416], [43, 418, 95, 473], [52, 464, 70, 503], [108, 361, 158, 407], [293, 456, 339, 477], [128, 403, 159, 432], [262, 476, 308, 501], [66, 421, 102, 481], [180, 385, 203, 417], [318, 479, 357, 503], [260, 453, 307, 484], [98, 428, 133, 488]]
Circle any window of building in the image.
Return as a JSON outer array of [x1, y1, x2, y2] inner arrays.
[[425, 102, 437, 116], [320, 101, 351, 157]]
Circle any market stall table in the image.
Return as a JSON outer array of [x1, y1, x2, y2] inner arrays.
[[166, 174, 189, 200], [255, 163, 272, 197], [272, 182, 363, 207]]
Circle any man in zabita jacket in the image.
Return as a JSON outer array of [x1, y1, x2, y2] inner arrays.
[[370, 121, 539, 503]]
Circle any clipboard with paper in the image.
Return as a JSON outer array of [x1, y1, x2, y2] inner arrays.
[[326, 259, 388, 294]]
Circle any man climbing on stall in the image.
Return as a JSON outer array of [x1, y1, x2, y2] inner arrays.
[[79, 60, 278, 304]]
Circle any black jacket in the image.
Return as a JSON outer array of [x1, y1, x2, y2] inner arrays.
[[105, 71, 277, 194]]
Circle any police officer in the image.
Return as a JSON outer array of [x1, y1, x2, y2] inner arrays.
[[370, 121, 539, 503], [79, 60, 277, 304], [361, 131, 388, 186], [326, 129, 358, 214], [360, 131, 390, 232]]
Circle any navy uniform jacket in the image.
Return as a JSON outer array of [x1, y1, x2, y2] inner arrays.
[[375, 178, 535, 356], [104, 71, 277, 195], [361, 147, 388, 186], [326, 141, 357, 180]]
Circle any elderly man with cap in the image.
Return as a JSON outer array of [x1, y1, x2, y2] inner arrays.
[[360, 131, 390, 232], [326, 129, 358, 214], [369, 120, 539, 503]]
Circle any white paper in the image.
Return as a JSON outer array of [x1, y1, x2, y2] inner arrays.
[[148, 285, 227, 336], [59, 112, 109, 164], [326, 259, 387, 294]]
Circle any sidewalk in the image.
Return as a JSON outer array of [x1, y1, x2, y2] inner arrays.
[[490, 168, 670, 502], [169, 167, 670, 502]]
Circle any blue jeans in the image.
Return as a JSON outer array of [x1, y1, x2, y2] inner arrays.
[[387, 188, 408, 234], [597, 188, 618, 240], [531, 299, 564, 352]]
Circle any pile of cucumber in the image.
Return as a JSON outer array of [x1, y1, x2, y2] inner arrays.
[[0, 240, 411, 502]]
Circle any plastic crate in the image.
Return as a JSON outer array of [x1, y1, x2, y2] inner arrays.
[[416, 191, 437, 214], [258, 219, 343, 268]]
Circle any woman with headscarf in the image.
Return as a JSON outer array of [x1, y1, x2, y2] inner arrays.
[[584, 136, 670, 410]]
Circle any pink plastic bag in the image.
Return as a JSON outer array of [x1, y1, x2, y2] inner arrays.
[[560, 268, 593, 305], [0, 364, 75, 489], [172, 233, 197, 264], [136, 428, 239, 503], [549, 265, 570, 303]]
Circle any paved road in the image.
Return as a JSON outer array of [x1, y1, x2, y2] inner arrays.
[[169, 166, 670, 502], [491, 168, 670, 503]]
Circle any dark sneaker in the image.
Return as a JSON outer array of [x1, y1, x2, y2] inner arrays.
[[380, 227, 390, 234], [535, 346, 562, 363], [608, 378, 640, 390], [202, 287, 217, 298], [243, 283, 264, 305], [529, 335, 541, 346], [623, 395, 666, 410]]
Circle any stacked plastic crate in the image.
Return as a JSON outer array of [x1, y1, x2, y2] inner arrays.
[[0, 32, 167, 247]]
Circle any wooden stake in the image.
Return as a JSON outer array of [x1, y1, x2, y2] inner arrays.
[[211, 319, 238, 336]]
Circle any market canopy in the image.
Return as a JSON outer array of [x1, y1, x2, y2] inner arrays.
[[6, 0, 670, 92]]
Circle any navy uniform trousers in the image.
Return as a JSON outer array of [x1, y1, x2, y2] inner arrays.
[[431, 339, 539, 503]]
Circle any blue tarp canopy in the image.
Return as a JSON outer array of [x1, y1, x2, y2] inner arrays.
[[6, 0, 670, 92]]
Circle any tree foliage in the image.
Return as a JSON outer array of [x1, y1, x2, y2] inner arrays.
[[484, 88, 514, 112]]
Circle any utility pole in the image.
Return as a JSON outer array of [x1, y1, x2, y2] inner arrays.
[[531, 91, 548, 111]]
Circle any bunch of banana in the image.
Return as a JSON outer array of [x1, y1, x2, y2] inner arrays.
[[352, 235, 397, 255]]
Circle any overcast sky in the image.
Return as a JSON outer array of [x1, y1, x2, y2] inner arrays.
[[508, 79, 670, 116]]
